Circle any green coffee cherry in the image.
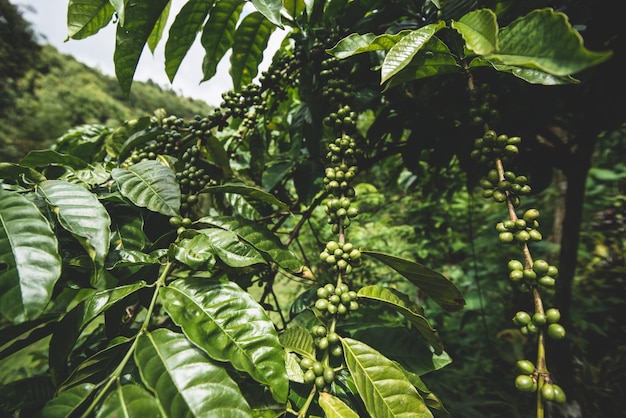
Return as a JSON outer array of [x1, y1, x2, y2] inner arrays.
[[516, 360, 536, 375], [513, 311, 531, 326], [547, 323, 566, 340], [545, 308, 561, 324], [515, 375, 536, 392]]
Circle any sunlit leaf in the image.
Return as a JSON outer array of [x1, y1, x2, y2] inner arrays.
[[342, 337, 433, 417], [38, 180, 111, 285], [96, 383, 164, 418], [450, 8, 498, 55], [251, 0, 283, 27], [160, 278, 289, 403], [135, 328, 253, 417], [111, 160, 181, 217], [0, 189, 61, 323], [319, 392, 360, 418], [278, 324, 315, 357], [328, 31, 410, 59], [198, 227, 267, 267], [41, 383, 96, 418], [201, 183, 289, 210], [66, 0, 114, 40], [362, 251, 465, 311]]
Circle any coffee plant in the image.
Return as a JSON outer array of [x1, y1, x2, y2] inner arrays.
[[0, 1, 617, 417]]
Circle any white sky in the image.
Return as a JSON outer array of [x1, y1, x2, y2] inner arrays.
[[17, 0, 286, 106]]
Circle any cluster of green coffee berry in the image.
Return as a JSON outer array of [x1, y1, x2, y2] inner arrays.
[[319, 241, 362, 274], [469, 83, 499, 127], [514, 360, 567, 404], [471, 130, 521, 165], [479, 168, 532, 205], [300, 353, 337, 392], [508, 257, 558, 292], [319, 57, 353, 102], [176, 144, 215, 214], [496, 208, 543, 244], [314, 283, 359, 318], [513, 307, 566, 339]]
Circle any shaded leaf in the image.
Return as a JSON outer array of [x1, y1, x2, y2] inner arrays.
[[362, 251, 465, 311], [114, 0, 170, 96], [201, 0, 245, 81], [0, 189, 61, 323], [20, 149, 89, 170], [230, 11, 275, 90], [117, 126, 165, 164], [66, 0, 114, 40], [0, 162, 46, 184], [283, 0, 305, 20], [278, 324, 315, 357], [147, 2, 171, 53], [197, 216, 303, 272], [41, 383, 96, 418], [357, 285, 443, 355], [135, 328, 253, 417], [342, 337, 433, 417], [38, 180, 111, 285], [48, 282, 147, 385], [165, 0, 215, 81], [201, 183, 289, 210], [160, 278, 289, 403], [381, 22, 446, 84], [319, 392, 360, 418], [112, 160, 181, 217], [96, 383, 164, 418]]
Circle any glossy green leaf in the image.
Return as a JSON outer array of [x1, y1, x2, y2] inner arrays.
[[201, 0, 245, 81], [328, 31, 409, 59], [113, 0, 170, 96], [342, 337, 433, 418], [251, 0, 283, 27], [109, 0, 125, 25], [147, 1, 170, 53], [230, 11, 275, 90], [66, 0, 114, 40], [117, 127, 165, 164], [484, 8, 612, 76], [0, 162, 46, 184], [200, 228, 267, 267], [357, 285, 443, 355], [197, 216, 303, 272], [160, 278, 289, 403], [450, 8, 498, 55], [381, 22, 446, 84], [471, 59, 579, 85], [96, 383, 164, 418], [20, 149, 89, 170], [49, 282, 147, 385], [283, 0, 305, 19], [202, 133, 233, 177], [72, 163, 111, 186], [165, 0, 214, 81], [106, 116, 152, 159], [225, 192, 262, 220], [0, 188, 61, 323], [38, 180, 111, 284], [319, 392, 360, 418], [171, 234, 217, 269], [278, 324, 315, 357], [353, 326, 452, 376], [362, 251, 465, 312], [135, 328, 254, 417], [382, 36, 460, 89], [202, 183, 289, 210], [59, 338, 132, 392], [106, 249, 163, 269], [111, 160, 181, 217], [41, 383, 96, 418], [285, 352, 304, 383], [110, 208, 146, 251], [0, 316, 57, 361]]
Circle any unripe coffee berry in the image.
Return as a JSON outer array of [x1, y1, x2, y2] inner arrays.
[[513, 311, 531, 326], [515, 375, 536, 392], [516, 360, 535, 375], [547, 323, 566, 340], [545, 308, 561, 323]]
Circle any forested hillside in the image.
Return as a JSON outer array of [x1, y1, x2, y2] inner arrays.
[[0, 40, 211, 161]]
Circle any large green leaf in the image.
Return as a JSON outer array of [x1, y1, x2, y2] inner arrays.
[[160, 278, 289, 403], [357, 285, 443, 355], [482, 8, 612, 76], [381, 22, 446, 84], [147, 1, 171, 53], [111, 160, 181, 217], [230, 11, 275, 90], [135, 328, 254, 417], [201, 0, 245, 81], [201, 183, 289, 210], [450, 8, 498, 55], [38, 180, 111, 284], [48, 282, 147, 385], [66, 0, 115, 40], [171, 234, 217, 270], [113, 0, 170, 96], [110, 207, 146, 251], [328, 31, 409, 59], [0, 189, 61, 323], [319, 392, 360, 418], [199, 228, 267, 267], [0, 162, 46, 184], [41, 383, 97, 418], [20, 149, 89, 170], [278, 324, 315, 357], [96, 383, 165, 418], [197, 216, 303, 272], [165, 0, 215, 82], [362, 251, 465, 312], [342, 338, 433, 418], [250, 0, 283, 27]]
